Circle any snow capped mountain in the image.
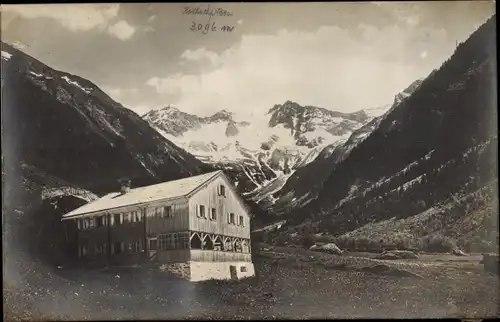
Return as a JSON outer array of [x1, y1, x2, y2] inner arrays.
[[143, 100, 390, 198], [267, 101, 370, 148], [143, 106, 250, 138], [265, 78, 425, 215]]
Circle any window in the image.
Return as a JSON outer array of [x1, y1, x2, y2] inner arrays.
[[132, 240, 142, 253], [172, 233, 179, 249], [77, 219, 81, 229], [113, 213, 122, 225], [158, 232, 189, 250], [158, 235, 167, 250], [132, 211, 141, 222], [228, 213, 235, 224], [123, 213, 132, 223], [96, 216, 106, 227], [177, 232, 190, 249], [240, 266, 247, 273], [149, 239, 157, 251], [238, 215, 244, 226], [155, 207, 164, 218], [218, 185, 226, 197], [166, 234, 174, 250], [198, 205, 206, 218], [89, 217, 95, 228], [210, 208, 217, 220], [164, 206, 173, 218]]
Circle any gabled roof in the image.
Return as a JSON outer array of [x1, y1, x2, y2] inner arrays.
[[62, 170, 222, 219]]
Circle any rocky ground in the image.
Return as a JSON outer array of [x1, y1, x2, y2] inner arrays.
[[4, 245, 499, 320]]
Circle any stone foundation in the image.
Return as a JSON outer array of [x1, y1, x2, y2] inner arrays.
[[158, 261, 255, 282], [189, 261, 255, 282], [159, 262, 191, 280]]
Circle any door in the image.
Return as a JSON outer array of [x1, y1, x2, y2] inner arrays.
[[148, 237, 158, 261], [229, 265, 238, 280]]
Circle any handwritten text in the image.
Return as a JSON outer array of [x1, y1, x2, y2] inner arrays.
[[183, 6, 233, 17], [190, 21, 234, 34]]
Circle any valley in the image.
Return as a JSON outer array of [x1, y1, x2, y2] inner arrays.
[[4, 239, 499, 320], [1, 5, 498, 321]]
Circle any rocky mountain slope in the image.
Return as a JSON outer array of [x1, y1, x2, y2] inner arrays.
[[143, 100, 389, 198], [266, 79, 424, 214], [1, 41, 209, 195], [277, 16, 497, 241]]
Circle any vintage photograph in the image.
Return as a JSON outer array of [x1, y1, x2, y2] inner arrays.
[[2, 2, 498, 320]]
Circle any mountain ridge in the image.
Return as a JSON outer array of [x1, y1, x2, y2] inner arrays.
[[143, 98, 391, 201], [264, 78, 425, 215], [1, 41, 211, 195], [272, 15, 497, 244]]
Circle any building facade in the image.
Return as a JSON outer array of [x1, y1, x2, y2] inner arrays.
[[61, 171, 255, 281]]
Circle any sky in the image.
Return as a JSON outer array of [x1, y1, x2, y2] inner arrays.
[[1, 2, 495, 117]]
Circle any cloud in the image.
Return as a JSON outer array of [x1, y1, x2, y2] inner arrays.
[[146, 74, 201, 96], [404, 15, 420, 27], [1, 4, 119, 31], [145, 24, 449, 117], [237, 19, 243, 25], [107, 20, 136, 41], [180, 48, 221, 66], [1, 4, 136, 41], [420, 51, 428, 59]]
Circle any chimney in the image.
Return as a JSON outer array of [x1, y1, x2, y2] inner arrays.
[[119, 178, 131, 194]]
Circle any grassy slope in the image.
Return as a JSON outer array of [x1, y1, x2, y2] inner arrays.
[[334, 181, 499, 253]]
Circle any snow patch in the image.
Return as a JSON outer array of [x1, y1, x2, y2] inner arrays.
[[1, 51, 12, 61], [29, 71, 44, 77], [253, 220, 287, 233], [61, 76, 92, 94]]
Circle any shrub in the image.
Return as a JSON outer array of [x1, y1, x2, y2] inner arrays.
[[422, 234, 457, 253], [354, 237, 370, 252]]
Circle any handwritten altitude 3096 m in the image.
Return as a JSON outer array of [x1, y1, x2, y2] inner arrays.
[[190, 21, 235, 34]]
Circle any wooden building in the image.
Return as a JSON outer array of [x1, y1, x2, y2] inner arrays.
[[61, 170, 255, 281]]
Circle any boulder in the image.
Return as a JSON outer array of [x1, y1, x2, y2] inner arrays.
[[309, 244, 320, 251], [452, 248, 468, 256], [375, 250, 419, 260], [310, 243, 343, 255]]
